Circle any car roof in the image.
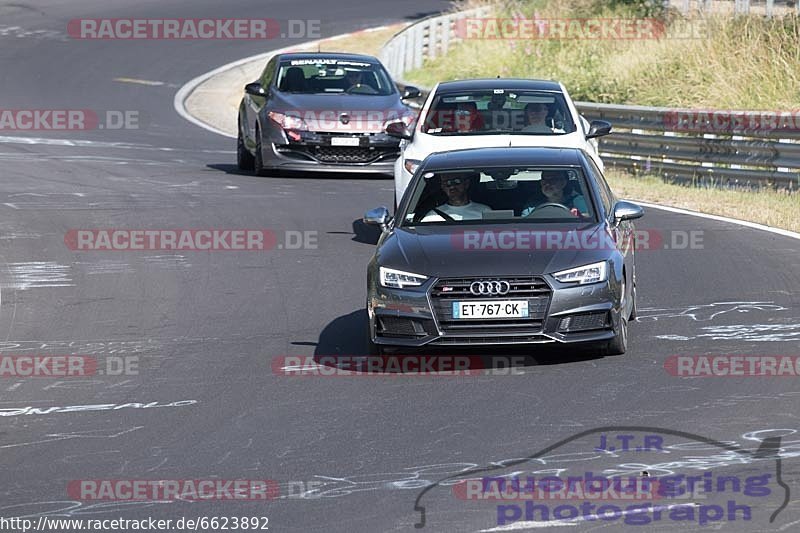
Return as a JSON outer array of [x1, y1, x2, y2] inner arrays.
[[421, 147, 587, 171], [435, 78, 563, 93], [276, 52, 381, 64]]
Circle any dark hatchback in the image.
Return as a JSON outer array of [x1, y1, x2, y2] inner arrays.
[[237, 52, 420, 175], [364, 147, 644, 355]]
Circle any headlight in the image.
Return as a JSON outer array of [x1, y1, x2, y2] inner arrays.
[[268, 111, 308, 131], [553, 261, 608, 285], [379, 267, 428, 289], [404, 158, 422, 174]]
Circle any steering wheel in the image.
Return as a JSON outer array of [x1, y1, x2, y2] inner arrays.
[[524, 203, 574, 218], [346, 84, 379, 95]]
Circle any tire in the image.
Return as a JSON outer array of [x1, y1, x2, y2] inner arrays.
[[253, 125, 266, 176], [237, 123, 255, 171], [602, 311, 628, 356]]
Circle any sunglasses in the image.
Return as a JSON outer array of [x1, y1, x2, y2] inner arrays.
[[442, 177, 466, 186]]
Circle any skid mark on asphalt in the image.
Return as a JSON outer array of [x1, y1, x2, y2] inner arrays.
[[0, 25, 66, 41], [0, 261, 72, 290], [74, 260, 136, 276], [657, 323, 800, 342], [636, 302, 787, 322], [144, 255, 192, 269], [2, 193, 190, 210], [0, 426, 143, 450]]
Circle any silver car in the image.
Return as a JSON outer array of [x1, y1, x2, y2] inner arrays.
[[364, 146, 643, 355], [238, 52, 419, 175]]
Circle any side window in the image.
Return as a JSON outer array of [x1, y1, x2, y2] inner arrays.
[[585, 158, 613, 216], [259, 57, 278, 88]]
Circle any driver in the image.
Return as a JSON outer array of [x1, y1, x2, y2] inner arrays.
[[344, 70, 363, 90], [421, 172, 491, 221], [521, 170, 587, 217]]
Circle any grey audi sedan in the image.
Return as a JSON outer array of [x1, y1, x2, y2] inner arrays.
[[237, 52, 420, 175], [364, 147, 643, 355]]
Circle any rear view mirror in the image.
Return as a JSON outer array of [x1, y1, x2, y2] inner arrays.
[[386, 121, 413, 140], [613, 201, 644, 222], [364, 206, 392, 230], [402, 86, 422, 99], [244, 82, 266, 96]]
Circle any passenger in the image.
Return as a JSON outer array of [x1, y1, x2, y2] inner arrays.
[[422, 172, 491, 221], [521, 170, 588, 217], [453, 102, 484, 132], [520, 102, 552, 133]]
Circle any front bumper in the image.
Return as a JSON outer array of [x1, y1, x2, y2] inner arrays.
[[262, 128, 399, 174], [368, 275, 619, 347]]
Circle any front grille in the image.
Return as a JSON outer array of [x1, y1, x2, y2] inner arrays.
[[430, 277, 551, 336], [314, 146, 390, 163]]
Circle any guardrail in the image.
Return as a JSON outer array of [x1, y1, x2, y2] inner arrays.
[[381, 6, 800, 190], [380, 6, 492, 87]]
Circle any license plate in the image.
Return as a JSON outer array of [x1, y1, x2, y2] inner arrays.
[[331, 137, 361, 147], [452, 300, 529, 319]]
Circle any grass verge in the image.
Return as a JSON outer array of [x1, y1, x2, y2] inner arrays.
[[606, 170, 800, 233]]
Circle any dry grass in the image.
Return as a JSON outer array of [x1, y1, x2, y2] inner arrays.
[[606, 169, 800, 233], [405, 0, 800, 109]]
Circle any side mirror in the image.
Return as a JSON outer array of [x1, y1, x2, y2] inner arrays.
[[613, 201, 644, 222], [586, 120, 612, 139], [244, 82, 266, 96], [402, 86, 422, 99], [385, 121, 413, 140], [364, 206, 392, 230]]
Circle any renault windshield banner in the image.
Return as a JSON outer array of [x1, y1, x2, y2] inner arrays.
[[412, 426, 790, 529]]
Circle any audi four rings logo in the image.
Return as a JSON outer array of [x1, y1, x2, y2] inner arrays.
[[470, 280, 510, 296]]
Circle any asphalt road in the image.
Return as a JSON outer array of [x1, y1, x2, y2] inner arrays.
[[1, 1, 800, 532]]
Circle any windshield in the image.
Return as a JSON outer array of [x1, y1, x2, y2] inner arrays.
[[421, 90, 576, 135], [276, 59, 396, 96], [399, 166, 596, 226]]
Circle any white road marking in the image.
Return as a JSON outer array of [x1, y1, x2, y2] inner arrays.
[[113, 77, 165, 86]]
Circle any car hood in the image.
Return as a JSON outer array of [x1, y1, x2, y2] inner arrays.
[[271, 92, 408, 133], [377, 222, 614, 278], [407, 131, 588, 157]]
